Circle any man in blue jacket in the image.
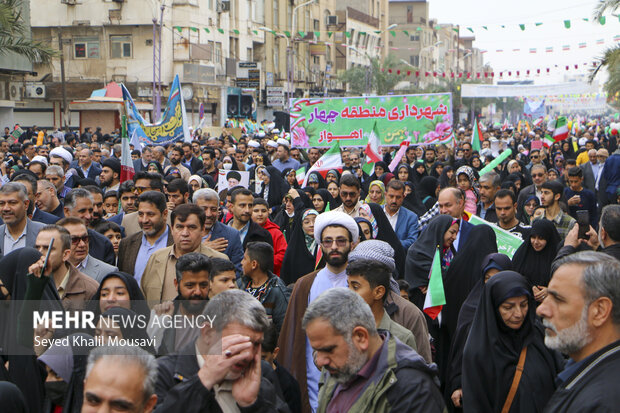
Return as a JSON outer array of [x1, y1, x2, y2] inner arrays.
[[383, 180, 419, 250]]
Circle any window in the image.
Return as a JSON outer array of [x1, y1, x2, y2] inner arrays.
[[410, 55, 419, 66], [247, 47, 253, 61], [74, 36, 99, 59], [407, 6, 413, 23], [273, 1, 278, 27], [215, 42, 222, 63], [110, 35, 132, 58], [410, 34, 420, 42]]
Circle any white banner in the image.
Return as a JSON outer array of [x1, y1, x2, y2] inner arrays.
[[461, 82, 597, 98]]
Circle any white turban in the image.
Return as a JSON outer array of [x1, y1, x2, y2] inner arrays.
[[248, 140, 260, 148], [276, 138, 289, 147], [49, 147, 73, 164], [266, 140, 278, 148], [30, 155, 48, 166], [313, 210, 359, 243]]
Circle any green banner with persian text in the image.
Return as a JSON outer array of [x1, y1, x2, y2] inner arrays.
[[469, 215, 524, 258], [289, 93, 453, 148]]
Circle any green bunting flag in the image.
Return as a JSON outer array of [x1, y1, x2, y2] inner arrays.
[[233, 29, 240, 35], [314, 31, 320, 38], [204, 28, 210, 33], [283, 31, 291, 37], [564, 20, 571, 28], [482, 26, 488, 30], [403, 30, 409, 36], [467, 27, 474, 33], [174, 26, 183, 33], [217, 28, 224, 34], [328, 31, 333, 37], [298, 31, 305, 37], [519, 24, 525, 31], [390, 30, 396, 37], [599, 16, 606, 25], [190, 27, 198, 32], [344, 31, 351, 38], [535, 22, 543, 26]]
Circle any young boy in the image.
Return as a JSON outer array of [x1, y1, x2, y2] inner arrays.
[[347, 259, 417, 350]]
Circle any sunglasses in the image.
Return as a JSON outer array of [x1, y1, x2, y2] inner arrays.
[[321, 237, 349, 247], [71, 235, 90, 244], [532, 173, 545, 178]]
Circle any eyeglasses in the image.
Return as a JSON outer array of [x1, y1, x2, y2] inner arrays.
[[71, 235, 89, 244], [531, 155, 539, 159], [532, 173, 545, 178], [321, 237, 349, 247]]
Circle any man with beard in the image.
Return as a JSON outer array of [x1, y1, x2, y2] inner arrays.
[[148, 253, 211, 355], [226, 188, 272, 249], [304, 288, 445, 412], [334, 174, 363, 217], [537, 252, 620, 412], [99, 157, 121, 192], [494, 189, 530, 239], [36, 179, 64, 218], [164, 146, 191, 181], [83, 185, 106, 228], [197, 148, 218, 183], [153, 290, 290, 412], [383, 180, 419, 250], [141, 204, 227, 303], [0, 182, 46, 255], [424, 146, 436, 174], [277, 211, 359, 413], [117, 191, 173, 281], [58, 216, 117, 283]]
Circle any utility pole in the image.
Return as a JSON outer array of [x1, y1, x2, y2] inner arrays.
[[152, 4, 164, 122], [58, 28, 68, 133]]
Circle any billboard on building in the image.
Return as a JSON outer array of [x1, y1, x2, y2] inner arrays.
[[289, 93, 453, 148]]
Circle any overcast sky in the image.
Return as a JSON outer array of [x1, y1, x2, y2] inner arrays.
[[428, 0, 618, 86]]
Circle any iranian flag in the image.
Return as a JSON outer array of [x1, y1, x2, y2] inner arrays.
[[543, 134, 555, 148], [120, 115, 135, 182], [471, 118, 483, 152], [388, 135, 411, 172], [552, 116, 569, 142], [362, 121, 382, 174], [302, 140, 343, 186], [295, 166, 306, 186], [423, 248, 446, 320]]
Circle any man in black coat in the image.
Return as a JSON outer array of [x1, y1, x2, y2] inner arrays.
[[537, 251, 620, 412], [153, 290, 290, 412]]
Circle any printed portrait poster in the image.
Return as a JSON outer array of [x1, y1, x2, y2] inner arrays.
[[218, 169, 250, 194]]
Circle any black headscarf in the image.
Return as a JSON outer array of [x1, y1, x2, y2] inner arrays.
[[512, 219, 561, 287], [281, 167, 299, 189], [430, 161, 444, 178], [280, 196, 319, 285], [446, 253, 513, 396], [304, 171, 326, 189], [146, 161, 164, 176], [396, 163, 414, 183], [411, 160, 427, 184], [418, 176, 439, 210], [88, 271, 150, 320], [438, 165, 456, 189], [259, 166, 290, 209], [405, 215, 456, 290], [402, 181, 427, 216], [462, 271, 562, 413], [0, 382, 27, 413], [367, 203, 407, 279], [315, 189, 335, 213]]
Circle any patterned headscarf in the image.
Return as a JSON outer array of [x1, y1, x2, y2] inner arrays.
[[359, 203, 378, 238]]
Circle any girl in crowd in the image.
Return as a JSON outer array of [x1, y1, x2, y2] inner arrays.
[[462, 271, 562, 413], [512, 219, 561, 302], [326, 181, 342, 208], [312, 188, 334, 213], [518, 195, 540, 225], [88, 271, 151, 320], [456, 166, 478, 215], [405, 215, 459, 308]]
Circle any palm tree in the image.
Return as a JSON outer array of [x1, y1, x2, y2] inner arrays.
[[590, 1, 620, 104], [0, 0, 56, 64]]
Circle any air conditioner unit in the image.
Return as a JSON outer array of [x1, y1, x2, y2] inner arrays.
[[61, 0, 77, 5], [217, 1, 230, 12], [326, 15, 338, 26], [25, 84, 46, 99], [9, 82, 23, 101]]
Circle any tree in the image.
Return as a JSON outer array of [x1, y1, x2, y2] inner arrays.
[[0, 0, 56, 64], [339, 54, 404, 95], [590, 1, 620, 107]]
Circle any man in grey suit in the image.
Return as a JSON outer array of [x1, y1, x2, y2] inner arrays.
[[0, 182, 45, 257], [580, 149, 598, 193], [58, 216, 117, 283]]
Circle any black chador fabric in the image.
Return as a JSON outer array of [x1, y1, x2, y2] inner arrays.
[[418, 176, 439, 210], [445, 253, 513, 407], [367, 203, 406, 279], [512, 219, 561, 287], [259, 166, 290, 208], [411, 160, 428, 185], [405, 215, 454, 290], [280, 194, 318, 285], [0, 382, 28, 413], [62, 333, 96, 413], [281, 167, 299, 189], [462, 271, 563, 413], [88, 271, 150, 319], [443, 225, 498, 340], [402, 181, 427, 217]]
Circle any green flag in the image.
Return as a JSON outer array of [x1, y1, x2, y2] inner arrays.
[[472, 119, 482, 152], [423, 248, 445, 319]]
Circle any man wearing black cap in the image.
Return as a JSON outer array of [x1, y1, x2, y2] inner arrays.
[[535, 180, 576, 241], [100, 157, 121, 192]]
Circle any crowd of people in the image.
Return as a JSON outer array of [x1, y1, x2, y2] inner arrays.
[[0, 116, 619, 413]]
